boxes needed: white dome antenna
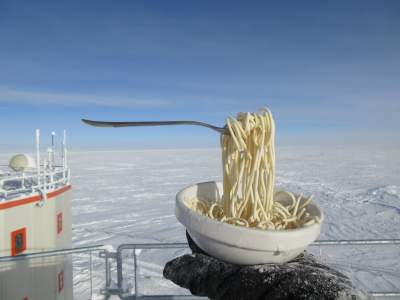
[9,154,36,172]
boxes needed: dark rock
[163,233,372,300]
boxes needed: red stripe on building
[0,185,71,210]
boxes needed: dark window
[11,228,26,256]
[57,213,63,234]
[15,234,23,250]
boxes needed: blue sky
[0,1,399,151]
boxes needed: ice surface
[1,145,399,299]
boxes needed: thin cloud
[0,88,171,108]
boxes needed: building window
[57,213,63,234]
[11,228,26,256]
[58,270,64,293]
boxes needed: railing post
[89,250,93,300]
[117,250,123,291]
[134,248,138,297]
[99,250,120,297]
[105,251,110,288]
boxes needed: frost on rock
[163,233,373,300]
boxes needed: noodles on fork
[187,109,320,230]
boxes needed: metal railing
[1,240,399,299]
[104,239,400,299]
[0,167,70,201]
[0,244,106,300]
[0,244,105,263]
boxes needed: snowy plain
[1,146,400,299]
[66,146,400,299]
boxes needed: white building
[0,130,72,300]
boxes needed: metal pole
[117,250,123,290]
[90,250,93,300]
[0,245,105,262]
[64,129,69,184]
[36,129,40,187]
[51,131,56,169]
[312,239,400,246]
[370,292,400,297]
[63,130,67,168]
[105,252,110,288]
[134,249,138,296]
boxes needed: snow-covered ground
[67,146,400,299]
[69,146,400,246]
[1,146,400,299]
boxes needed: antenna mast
[63,130,68,168]
[36,129,40,186]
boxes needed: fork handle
[81,119,227,134]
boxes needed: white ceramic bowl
[176,181,323,265]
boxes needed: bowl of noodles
[175,109,323,265]
[176,181,323,265]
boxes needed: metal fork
[81,119,229,134]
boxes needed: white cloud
[0,87,170,107]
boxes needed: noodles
[189,108,320,230]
